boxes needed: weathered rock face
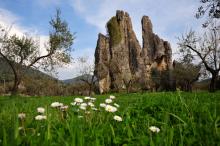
[94,10,173,93]
[94,33,111,93]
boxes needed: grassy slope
[0,92,220,146]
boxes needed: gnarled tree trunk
[11,68,22,95]
[209,71,218,92]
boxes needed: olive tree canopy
[0,9,74,95]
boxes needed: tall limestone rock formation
[94,10,173,93]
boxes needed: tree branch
[185,45,214,73]
[27,52,53,67]
[80,78,92,86]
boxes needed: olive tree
[173,61,201,92]
[178,25,220,92]
[0,9,74,95]
[196,0,220,27]
[77,56,96,96]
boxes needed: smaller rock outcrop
[94,33,111,93]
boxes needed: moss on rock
[107,17,122,46]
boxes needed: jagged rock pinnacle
[94,10,173,93]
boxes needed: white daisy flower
[149,126,160,133]
[59,103,64,107]
[60,105,68,111]
[80,103,87,107]
[79,105,86,110]
[37,107,45,114]
[18,113,26,119]
[100,103,107,108]
[51,102,62,108]
[105,99,113,104]
[85,111,91,114]
[84,96,91,100]
[88,102,94,107]
[92,107,98,111]
[74,98,83,103]
[113,115,122,122]
[105,105,117,113]
[90,98,96,101]
[70,102,77,106]
[114,103,120,108]
[35,115,47,121]
[110,95,116,99]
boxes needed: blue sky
[0,0,204,79]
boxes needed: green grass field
[0,91,220,146]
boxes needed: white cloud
[72,0,199,32]
[0,8,49,56]
[0,7,80,80]
[56,63,78,79]
[36,0,62,8]
[1,1,206,80]
[73,0,86,13]
[66,0,207,79]
[70,0,202,52]
[0,8,27,36]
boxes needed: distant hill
[62,74,94,85]
[0,57,57,81]
[194,77,220,90]
[196,77,220,84]
[0,57,98,96]
[197,78,211,84]
[0,57,94,85]
[0,57,66,95]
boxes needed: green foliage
[49,9,74,58]
[0,92,220,145]
[107,17,122,46]
[2,35,38,63]
[173,61,200,91]
[45,8,74,71]
[151,68,174,91]
[173,62,200,81]
[0,9,74,95]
